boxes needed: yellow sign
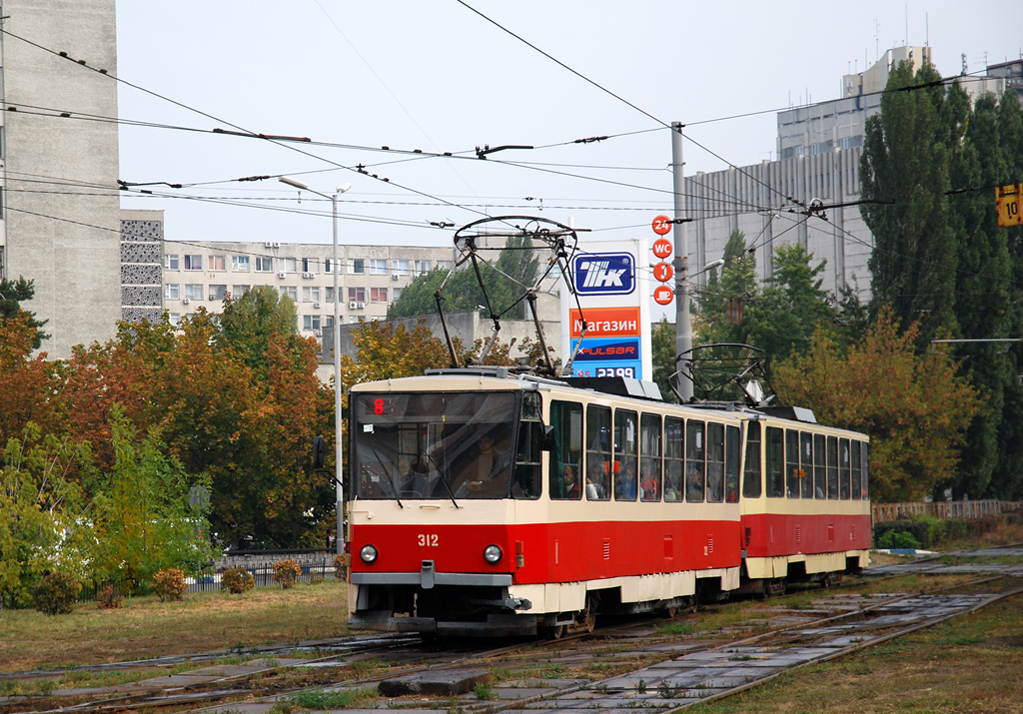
[997,184,1023,227]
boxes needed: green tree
[90,412,216,592]
[650,317,679,402]
[0,424,92,609]
[861,59,959,346]
[0,276,48,348]
[217,286,298,374]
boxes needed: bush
[333,553,349,580]
[221,567,254,594]
[877,530,922,550]
[97,584,123,609]
[33,571,82,615]
[873,519,930,549]
[153,568,187,602]
[272,559,302,589]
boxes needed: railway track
[2,559,1020,714]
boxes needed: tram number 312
[418,534,439,547]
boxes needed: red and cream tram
[346,368,870,637]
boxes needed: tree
[861,60,959,347]
[773,311,979,502]
[0,424,92,609]
[0,276,48,348]
[650,317,679,402]
[0,314,61,447]
[90,412,216,592]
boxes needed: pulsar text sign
[573,253,635,296]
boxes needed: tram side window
[743,422,762,498]
[785,429,800,498]
[549,401,582,499]
[851,440,862,500]
[800,432,814,499]
[614,409,638,501]
[640,413,662,501]
[839,438,851,500]
[813,434,826,499]
[725,425,740,502]
[513,391,543,499]
[766,426,785,498]
[827,436,839,499]
[664,417,684,501]
[706,422,724,502]
[686,420,706,502]
[862,443,870,500]
[586,405,612,500]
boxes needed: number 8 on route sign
[997,184,1023,227]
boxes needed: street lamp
[279,176,352,556]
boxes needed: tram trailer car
[347,368,870,637]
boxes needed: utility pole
[671,122,693,402]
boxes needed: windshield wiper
[428,453,460,508]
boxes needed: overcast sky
[115,1,1022,251]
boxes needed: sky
[115,1,1023,253]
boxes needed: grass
[0,580,350,673]
[687,592,1023,714]
[273,686,376,712]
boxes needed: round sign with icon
[653,261,674,282]
[653,285,674,305]
[652,215,672,235]
[652,237,673,259]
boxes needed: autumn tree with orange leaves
[773,311,980,502]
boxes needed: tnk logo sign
[573,253,635,295]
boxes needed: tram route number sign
[997,184,1023,227]
[652,215,672,235]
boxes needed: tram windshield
[352,392,519,500]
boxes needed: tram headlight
[483,544,503,564]
[359,544,379,564]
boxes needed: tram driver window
[614,409,638,501]
[549,401,582,500]
[512,391,543,499]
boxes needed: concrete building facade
[0,0,122,358]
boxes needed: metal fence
[186,556,343,594]
[872,499,1023,524]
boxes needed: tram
[345,367,870,637]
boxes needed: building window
[280,257,297,274]
[281,286,298,301]
[414,259,431,274]
[255,256,274,272]
[303,286,321,303]
[232,285,250,296]
[324,316,334,327]
[370,259,387,275]
[184,255,203,271]
[232,256,250,272]
[164,254,180,270]
[392,287,402,301]
[324,258,337,274]
[164,284,180,300]
[302,257,320,273]
[370,287,388,303]
[392,259,409,276]
[350,258,365,274]
[303,315,322,331]
[325,286,335,302]
[209,284,227,300]
[184,284,204,300]
[348,287,365,303]
[437,260,453,271]
[208,255,226,271]
[168,313,182,326]
[348,315,359,323]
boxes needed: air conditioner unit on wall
[391,274,400,281]
[349,301,358,309]
[313,302,321,309]
[278,271,287,279]
[357,302,365,309]
[182,298,190,305]
[302,272,313,279]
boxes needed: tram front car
[347,371,547,636]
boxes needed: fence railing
[872,499,1022,524]
[186,556,342,593]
